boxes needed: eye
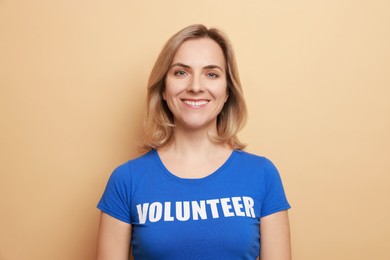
[174,70,188,77]
[206,72,219,78]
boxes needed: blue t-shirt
[97,149,290,259]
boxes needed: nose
[187,75,204,93]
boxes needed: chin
[173,113,219,130]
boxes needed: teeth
[183,100,209,107]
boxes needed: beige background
[1,0,389,259]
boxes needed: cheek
[164,78,178,100]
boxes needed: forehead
[171,38,226,67]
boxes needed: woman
[97,24,291,260]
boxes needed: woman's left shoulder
[234,149,277,169]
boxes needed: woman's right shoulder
[110,149,155,178]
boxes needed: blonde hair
[140,24,247,151]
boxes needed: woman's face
[164,38,228,132]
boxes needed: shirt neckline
[151,149,237,184]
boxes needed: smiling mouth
[182,99,209,108]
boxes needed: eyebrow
[170,63,224,72]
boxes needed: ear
[162,91,166,100]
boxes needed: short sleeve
[260,158,291,218]
[97,163,132,224]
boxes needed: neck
[156,125,233,179]
[160,125,230,157]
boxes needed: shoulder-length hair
[140,24,247,151]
